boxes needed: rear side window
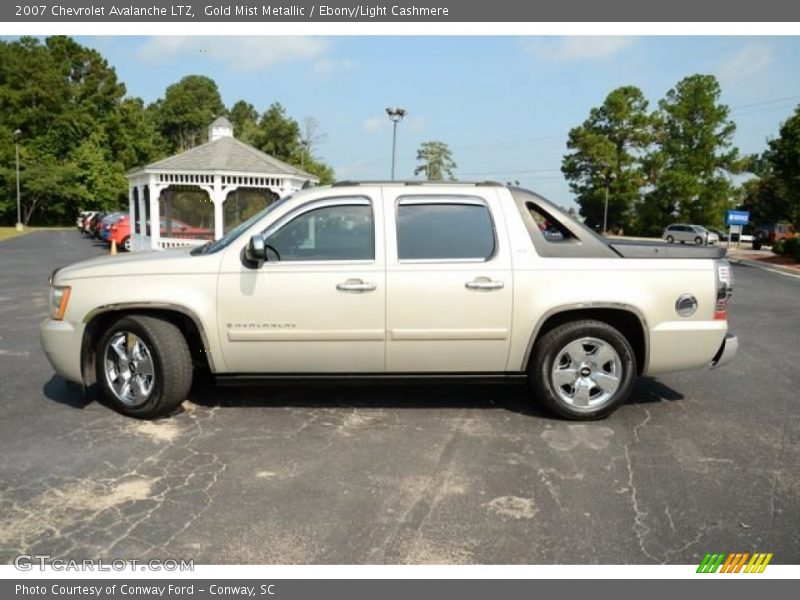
[396,197,495,261]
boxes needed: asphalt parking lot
[0,231,798,564]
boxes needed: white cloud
[718,43,772,84]
[139,36,331,73]
[334,158,373,179]
[312,58,355,78]
[522,36,637,63]
[363,116,387,133]
[363,113,424,134]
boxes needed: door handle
[465,278,505,290]
[336,279,377,292]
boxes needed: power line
[729,95,800,112]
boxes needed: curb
[729,257,800,279]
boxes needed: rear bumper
[710,333,738,370]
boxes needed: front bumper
[40,318,84,384]
[710,333,738,369]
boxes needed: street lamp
[14,129,22,232]
[385,107,406,181]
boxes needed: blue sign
[725,210,749,226]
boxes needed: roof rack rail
[330,180,505,187]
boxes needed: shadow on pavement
[43,375,93,409]
[629,376,685,404]
[43,371,684,418]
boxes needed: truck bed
[609,241,726,259]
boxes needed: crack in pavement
[0,404,226,560]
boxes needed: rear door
[383,188,513,373]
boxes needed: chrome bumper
[710,333,738,370]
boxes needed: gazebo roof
[130,135,316,179]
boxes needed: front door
[384,189,513,373]
[217,192,385,373]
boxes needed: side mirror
[243,234,267,268]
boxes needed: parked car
[109,217,214,251]
[106,215,132,251]
[663,224,719,245]
[79,212,99,235]
[752,223,796,250]
[86,212,108,239]
[156,218,214,240]
[41,182,736,421]
[100,213,126,242]
[76,211,97,232]
[709,228,729,242]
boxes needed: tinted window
[396,200,495,260]
[266,203,374,262]
[527,203,573,242]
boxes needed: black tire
[752,240,762,251]
[694,236,703,245]
[95,315,193,419]
[528,319,636,420]
[121,236,131,252]
[666,235,674,243]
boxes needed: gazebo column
[127,184,135,250]
[136,184,147,251]
[212,175,225,240]
[149,176,161,250]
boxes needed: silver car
[663,224,719,245]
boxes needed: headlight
[49,286,71,321]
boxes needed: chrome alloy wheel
[104,331,155,407]
[550,336,622,409]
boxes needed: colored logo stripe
[697,552,773,573]
[697,553,725,573]
[744,553,773,573]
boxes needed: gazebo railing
[132,234,208,251]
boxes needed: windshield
[190,194,293,255]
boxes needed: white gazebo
[126,117,318,251]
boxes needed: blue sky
[82,36,800,208]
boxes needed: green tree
[249,103,335,184]
[0,36,160,224]
[155,75,225,152]
[758,105,800,227]
[561,86,654,233]
[642,74,742,232]
[414,141,457,180]
[229,100,259,144]
[253,102,301,162]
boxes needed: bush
[780,237,800,262]
[772,238,786,256]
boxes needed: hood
[54,247,222,283]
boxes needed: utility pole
[14,129,22,231]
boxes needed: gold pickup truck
[41,182,737,420]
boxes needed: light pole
[14,129,22,231]
[385,107,406,180]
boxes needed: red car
[108,216,213,251]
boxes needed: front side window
[396,197,495,260]
[265,203,374,262]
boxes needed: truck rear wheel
[95,315,193,419]
[529,319,636,420]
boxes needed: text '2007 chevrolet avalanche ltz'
[40,182,737,420]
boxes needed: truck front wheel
[529,319,636,420]
[95,315,193,419]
